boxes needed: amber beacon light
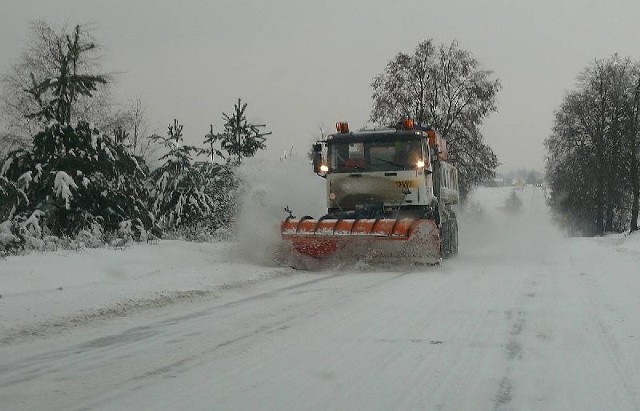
[336,122,349,133]
[403,119,414,129]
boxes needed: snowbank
[616,230,640,253]
[0,240,292,343]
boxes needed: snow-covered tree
[0,20,154,243]
[203,125,226,163]
[195,161,238,233]
[0,132,30,160]
[546,55,640,235]
[1,122,151,239]
[1,21,108,136]
[208,99,271,165]
[626,65,640,232]
[149,120,222,231]
[0,175,27,222]
[370,39,501,199]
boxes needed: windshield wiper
[373,156,406,170]
[343,164,365,171]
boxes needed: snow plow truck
[281,119,459,268]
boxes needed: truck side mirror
[312,143,325,174]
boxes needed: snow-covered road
[2,186,640,410]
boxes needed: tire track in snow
[69,270,421,411]
[0,267,300,346]
[576,267,640,410]
[0,270,417,410]
[492,285,535,410]
[486,187,547,410]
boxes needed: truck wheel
[441,220,452,259]
[451,218,459,256]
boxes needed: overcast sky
[2,0,640,171]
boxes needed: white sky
[2,0,640,171]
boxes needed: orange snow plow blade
[281,217,441,266]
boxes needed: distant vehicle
[513,179,526,189]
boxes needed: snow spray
[233,153,325,266]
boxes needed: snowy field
[2,183,640,410]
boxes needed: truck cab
[312,120,459,221]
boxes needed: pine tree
[1,21,113,138]
[210,99,271,165]
[23,24,107,125]
[201,126,238,230]
[0,175,27,222]
[197,161,238,231]
[1,122,151,238]
[149,120,219,231]
[0,22,153,249]
[203,125,226,163]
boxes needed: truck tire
[441,220,452,258]
[440,213,458,259]
[451,218,459,256]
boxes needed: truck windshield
[329,139,423,172]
